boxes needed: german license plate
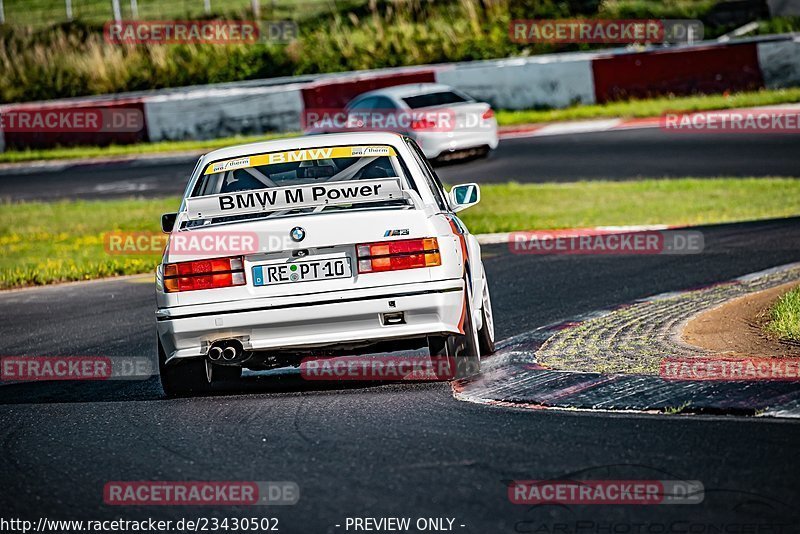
[252,258,352,286]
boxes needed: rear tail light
[411,117,437,131]
[356,238,441,273]
[482,108,495,120]
[163,256,246,292]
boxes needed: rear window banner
[203,146,397,175]
[209,157,251,174]
[185,178,403,220]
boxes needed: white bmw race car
[305,83,499,161]
[156,132,495,395]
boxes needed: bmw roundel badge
[290,226,306,242]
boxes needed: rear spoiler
[184,178,406,221]
[171,178,425,231]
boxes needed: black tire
[427,286,481,379]
[477,281,496,356]
[158,338,213,397]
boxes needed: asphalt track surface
[2,216,800,531]
[2,129,800,201]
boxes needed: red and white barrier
[1,34,798,152]
[0,97,148,152]
[301,70,437,113]
[592,42,765,103]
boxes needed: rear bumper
[415,126,499,159]
[156,280,465,363]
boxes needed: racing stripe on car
[446,215,470,335]
[445,216,469,273]
[455,294,467,336]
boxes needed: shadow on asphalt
[0,372,451,405]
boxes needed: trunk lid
[165,207,445,306]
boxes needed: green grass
[765,286,800,341]
[0,197,179,288]
[496,88,800,126]
[2,177,800,289]
[0,132,301,164]
[2,88,800,165]
[459,178,800,234]
[663,402,692,415]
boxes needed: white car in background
[156,132,495,396]
[306,83,499,160]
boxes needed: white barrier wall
[144,84,305,142]
[757,39,800,89]
[436,53,597,110]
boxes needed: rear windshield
[184,145,412,227]
[403,91,470,109]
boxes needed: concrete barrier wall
[757,39,800,89]
[144,85,306,142]
[1,34,799,152]
[436,54,597,110]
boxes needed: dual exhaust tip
[207,341,243,362]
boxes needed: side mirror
[161,212,178,233]
[448,183,480,212]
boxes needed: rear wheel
[427,285,481,379]
[159,339,215,397]
[477,280,495,355]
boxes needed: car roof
[353,83,458,101]
[200,132,407,165]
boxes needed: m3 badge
[384,229,410,237]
